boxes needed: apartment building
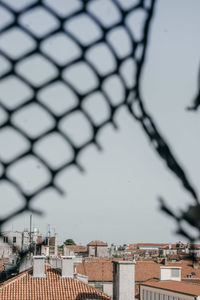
[140,265,200,300]
[0,256,111,300]
[87,240,109,257]
[140,280,200,300]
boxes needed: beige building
[140,280,200,300]
[87,240,108,257]
[140,266,200,300]
[63,245,88,257]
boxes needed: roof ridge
[0,271,28,288]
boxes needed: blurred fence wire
[0,0,199,243]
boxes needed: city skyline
[1,0,200,245]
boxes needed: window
[171,268,179,277]
[163,295,167,300]
[146,290,150,300]
[13,236,16,243]
[150,291,153,300]
[94,284,103,292]
[3,236,8,243]
[142,289,146,300]
[154,292,159,300]
[159,293,164,300]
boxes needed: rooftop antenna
[48,224,51,237]
[30,214,32,250]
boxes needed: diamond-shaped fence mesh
[0,0,199,246]
[0,0,156,227]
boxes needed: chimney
[61,256,75,278]
[113,260,135,300]
[160,266,181,281]
[32,256,46,278]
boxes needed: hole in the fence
[34,132,73,170]
[59,111,93,147]
[0,75,33,110]
[16,54,58,87]
[0,55,11,77]
[1,0,37,12]
[12,103,55,139]
[144,0,152,10]
[0,5,14,30]
[7,155,51,195]
[116,0,139,11]
[0,107,8,126]
[120,57,136,89]
[0,163,3,177]
[135,44,144,61]
[20,6,60,38]
[0,127,30,163]
[38,81,78,116]
[41,33,81,66]
[126,8,147,42]
[86,42,116,76]
[65,13,103,46]
[88,0,121,28]
[44,0,83,18]
[132,99,143,119]
[82,91,110,126]
[0,27,36,60]
[62,62,98,95]
[0,181,24,218]
[103,75,125,106]
[107,26,133,59]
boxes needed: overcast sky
[0,0,200,245]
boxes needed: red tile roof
[0,265,111,300]
[77,258,113,282]
[141,279,200,296]
[136,260,200,282]
[87,241,108,247]
[136,243,169,247]
[77,258,200,283]
[64,245,88,253]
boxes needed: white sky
[0,0,200,245]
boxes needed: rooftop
[77,258,200,283]
[0,265,111,300]
[64,245,88,253]
[87,241,108,247]
[141,279,200,296]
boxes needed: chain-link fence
[0,0,199,257]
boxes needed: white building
[140,266,200,300]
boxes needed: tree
[112,254,121,258]
[64,239,76,246]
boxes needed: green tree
[64,239,76,246]
[112,254,121,258]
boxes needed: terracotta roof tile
[141,279,200,296]
[77,258,113,282]
[64,245,88,253]
[77,258,200,284]
[0,265,111,300]
[87,241,108,247]
[126,244,169,250]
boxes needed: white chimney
[113,260,135,300]
[160,266,181,281]
[32,256,46,278]
[61,256,75,278]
